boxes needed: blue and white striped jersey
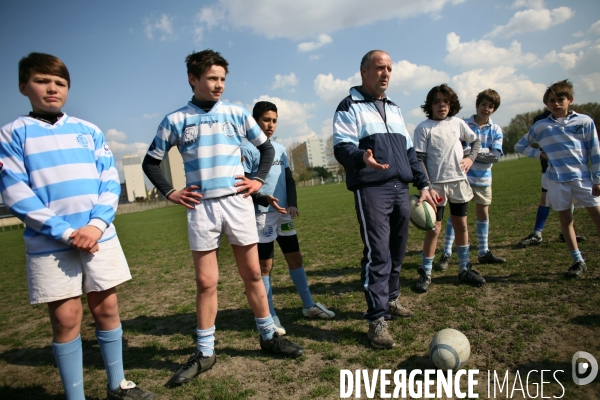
[514,111,600,184]
[242,140,289,213]
[464,115,504,187]
[147,101,267,199]
[0,115,120,255]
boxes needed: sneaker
[558,232,587,243]
[458,263,486,287]
[272,315,286,336]
[566,261,587,278]
[302,302,335,319]
[388,298,414,318]
[367,317,395,349]
[435,253,450,271]
[518,232,542,248]
[168,351,216,386]
[415,267,431,293]
[260,332,304,358]
[107,380,156,400]
[478,250,506,264]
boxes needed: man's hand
[70,226,102,253]
[593,183,600,196]
[416,189,437,213]
[167,186,203,209]
[363,149,389,170]
[460,157,474,174]
[234,175,263,197]
[266,195,288,214]
[287,206,299,219]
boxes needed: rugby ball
[409,195,435,231]
[429,328,470,371]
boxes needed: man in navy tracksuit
[333,50,434,348]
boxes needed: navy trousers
[354,182,410,321]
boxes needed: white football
[409,195,436,231]
[429,328,471,371]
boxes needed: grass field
[1,157,599,399]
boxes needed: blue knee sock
[534,206,550,234]
[444,217,454,256]
[289,267,315,309]
[196,326,215,356]
[53,335,85,400]
[421,252,434,275]
[96,325,126,392]
[255,316,275,340]
[477,219,489,256]
[570,250,584,263]
[261,276,276,317]
[457,245,470,271]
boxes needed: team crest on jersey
[183,125,199,143]
[103,143,112,155]
[76,135,89,148]
[221,121,237,138]
[262,225,274,238]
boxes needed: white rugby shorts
[26,236,131,305]
[187,194,259,251]
[471,185,492,206]
[546,179,600,211]
[432,180,473,206]
[255,211,296,244]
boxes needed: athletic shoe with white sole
[302,302,335,319]
[107,380,156,400]
[518,232,542,248]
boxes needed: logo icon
[76,134,89,148]
[262,225,274,238]
[572,351,598,385]
[222,121,237,138]
[183,125,199,143]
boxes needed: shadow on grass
[396,354,436,371]
[511,361,573,384]
[570,314,600,327]
[0,385,101,400]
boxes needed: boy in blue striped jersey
[515,79,600,277]
[438,89,506,271]
[0,53,155,400]
[142,50,303,386]
[242,101,335,336]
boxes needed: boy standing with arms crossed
[515,80,600,277]
[0,53,155,400]
[142,50,303,386]
[413,84,485,292]
[438,89,506,270]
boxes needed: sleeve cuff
[88,218,108,233]
[60,228,75,245]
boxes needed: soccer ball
[429,328,470,371]
[409,195,436,231]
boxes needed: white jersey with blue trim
[147,100,267,199]
[464,115,504,187]
[241,140,288,213]
[0,115,120,255]
[514,111,600,184]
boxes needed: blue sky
[1,0,599,182]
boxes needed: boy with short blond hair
[438,89,506,270]
[515,79,600,277]
[0,52,155,400]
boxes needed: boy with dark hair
[142,50,304,386]
[242,101,335,335]
[515,79,600,277]
[0,52,156,400]
[438,89,506,270]
[413,84,485,292]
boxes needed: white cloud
[320,118,334,139]
[445,32,537,68]
[581,73,600,92]
[309,54,322,61]
[105,129,127,141]
[313,72,361,104]
[409,108,424,118]
[511,0,544,9]
[562,40,591,53]
[102,130,151,180]
[142,113,159,120]
[193,7,225,42]
[298,34,333,52]
[271,73,299,90]
[486,6,574,38]
[194,0,465,40]
[573,31,584,38]
[530,50,581,70]
[591,20,600,35]
[569,39,600,76]
[143,14,176,41]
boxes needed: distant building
[291,139,327,170]
[160,147,186,191]
[122,155,147,202]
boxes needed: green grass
[1,157,599,399]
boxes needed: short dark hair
[543,79,573,104]
[360,50,387,71]
[421,84,461,119]
[252,101,277,121]
[185,49,229,90]
[19,52,70,88]
[476,89,501,111]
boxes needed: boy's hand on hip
[363,149,389,170]
[235,175,262,197]
[168,186,202,209]
[593,184,600,196]
[70,226,102,253]
[266,195,287,214]
[460,157,474,174]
